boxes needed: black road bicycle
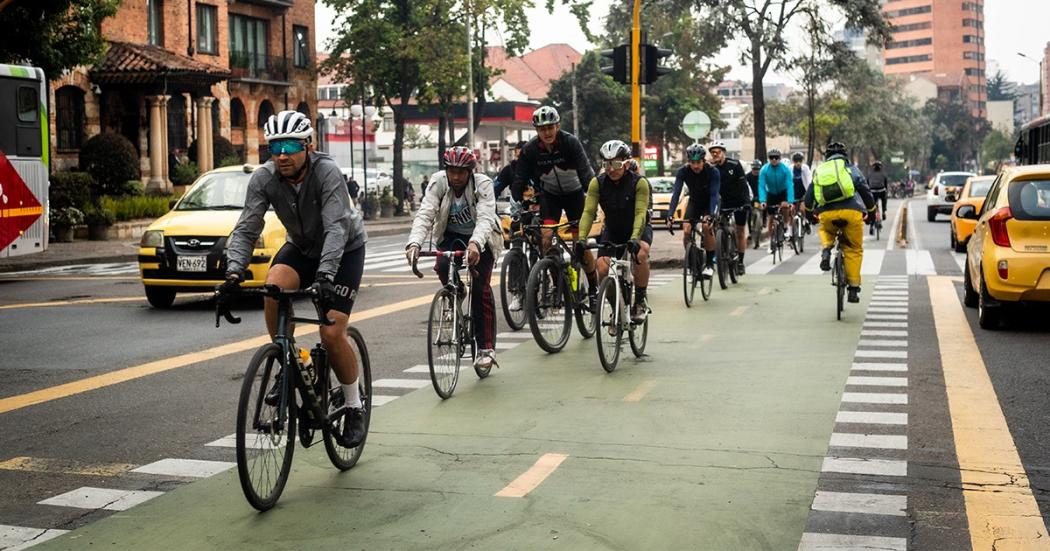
[715,207,746,289]
[670,221,712,306]
[524,221,596,352]
[499,199,541,331]
[828,219,850,320]
[768,205,787,264]
[216,285,372,511]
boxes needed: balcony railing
[229,52,288,83]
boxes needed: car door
[969,174,1004,277]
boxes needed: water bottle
[568,265,578,292]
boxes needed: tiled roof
[486,44,582,101]
[89,41,231,84]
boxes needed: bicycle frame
[605,246,638,330]
[414,250,473,352]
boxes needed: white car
[926,171,975,221]
[340,167,393,196]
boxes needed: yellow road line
[929,276,1050,550]
[0,276,139,281]
[0,456,135,477]
[0,293,434,415]
[0,296,145,310]
[495,453,568,498]
[623,380,656,402]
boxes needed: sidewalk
[0,216,415,273]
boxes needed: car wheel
[145,286,176,309]
[953,232,967,253]
[963,259,978,308]
[977,270,1001,330]
[927,208,936,222]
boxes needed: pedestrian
[346,175,361,204]
[420,174,429,198]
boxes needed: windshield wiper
[204,205,244,210]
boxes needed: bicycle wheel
[526,257,572,353]
[427,289,460,399]
[499,248,528,331]
[682,245,697,307]
[750,210,762,249]
[236,344,295,511]
[727,235,739,285]
[794,217,805,254]
[573,264,596,339]
[629,312,648,358]
[596,277,622,372]
[323,326,372,470]
[715,228,729,290]
[835,253,845,321]
[875,221,882,241]
[698,248,713,301]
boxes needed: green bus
[0,63,48,258]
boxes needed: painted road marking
[929,276,1050,550]
[836,411,908,425]
[871,290,909,296]
[906,249,936,275]
[861,249,885,275]
[811,491,907,516]
[852,362,908,372]
[496,332,532,340]
[829,433,908,450]
[861,330,908,337]
[0,456,135,477]
[857,340,908,348]
[0,296,145,310]
[623,380,656,402]
[855,349,907,359]
[729,305,750,316]
[822,457,907,477]
[865,314,908,321]
[372,395,399,406]
[495,453,568,498]
[795,253,823,275]
[404,364,470,374]
[867,307,909,314]
[863,321,909,328]
[495,341,520,350]
[0,524,69,550]
[799,533,905,551]
[846,376,908,387]
[758,287,772,295]
[841,392,908,405]
[38,487,164,511]
[0,293,435,415]
[372,378,430,389]
[131,458,235,478]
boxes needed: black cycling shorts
[598,225,653,258]
[793,181,807,202]
[684,199,711,221]
[722,205,750,226]
[271,243,364,314]
[765,192,788,214]
[540,189,585,226]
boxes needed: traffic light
[641,44,673,85]
[600,44,629,85]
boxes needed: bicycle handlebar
[412,249,478,279]
[215,284,334,328]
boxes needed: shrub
[84,203,116,226]
[171,162,199,186]
[79,132,140,198]
[218,155,243,168]
[49,171,92,210]
[50,206,85,227]
[188,135,239,166]
[118,180,145,196]
[99,195,172,222]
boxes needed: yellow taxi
[138,165,285,308]
[500,188,603,242]
[963,164,1050,329]
[649,176,689,227]
[950,175,996,252]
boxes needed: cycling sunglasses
[270,139,306,155]
[604,159,627,170]
[768,155,781,160]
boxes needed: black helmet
[750,159,762,169]
[686,143,706,161]
[825,142,847,157]
[767,148,782,159]
[791,152,804,162]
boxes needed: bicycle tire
[499,248,528,330]
[526,257,572,353]
[629,313,648,357]
[750,210,762,249]
[596,277,622,372]
[875,221,882,241]
[794,217,805,254]
[698,248,713,301]
[573,263,596,339]
[236,344,295,511]
[835,253,845,320]
[716,228,729,290]
[323,326,372,470]
[683,245,697,307]
[727,234,739,285]
[427,289,460,399]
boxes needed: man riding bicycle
[221,110,368,447]
[512,105,598,304]
[708,141,752,275]
[406,147,502,371]
[578,140,653,323]
[804,142,877,304]
[791,152,812,233]
[866,160,889,224]
[758,149,794,254]
[667,143,720,277]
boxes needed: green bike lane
[36,275,871,550]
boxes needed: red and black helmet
[443,146,477,169]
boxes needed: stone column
[204,97,215,171]
[146,96,166,192]
[196,96,210,172]
[159,95,170,191]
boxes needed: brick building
[881,0,986,116]
[48,0,317,192]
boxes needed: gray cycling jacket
[226,151,366,278]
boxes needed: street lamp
[1018,51,1044,116]
[331,109,353,177]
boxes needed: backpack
[814,158,855,206]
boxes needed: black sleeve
[569,135,595,185]
[512,147,531,202]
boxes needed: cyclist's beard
[281,157,309,182]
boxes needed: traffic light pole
[631,0,641,157]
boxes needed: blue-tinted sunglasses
[271,140,306,155]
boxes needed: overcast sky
[316,0,1048,87]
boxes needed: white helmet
[263,110,313,142]
[599,139,631,160]
[532,106,560,127]
[708,140,727,152]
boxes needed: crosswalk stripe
[799,533,906,550]
[372,378,430,389]
[795,253,824,275]
[953,252,966,272]
[866,314,908,321]
[861,249,885,275]
[810,490,908,516]
[830,432,908,450]
[857,340,908,348]
[861,330,908,337]
[906,249,936,275]
[38,487,164,511]
[747,249,795,275]
[497,332,532,340]
[372,395,399,406]
[0,524,69,549]
[846,376,908,387]
[495,341,520,350]
[130,458,235,478]
[842,392,908,404]
[821,457,908,476]
[852,362,908,372]
[856,349,908,359]
[836,411,908,425]
[863,321,909,328]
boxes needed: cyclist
[791,152,812,235]
[221,110,367,447]
[405,147,502,371]
[666,143,720,277]
[747,159,765,230]
[758,148,794,254]
[577,140,653,323]
[512,105,598,297]
[804,142,877,304]
[866,160,889,224]
[707,141,751,274]
[493,141,527,199]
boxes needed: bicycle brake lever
[411,257,424,278]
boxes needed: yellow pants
[818,209,865,287]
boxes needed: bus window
[17,86,37,122]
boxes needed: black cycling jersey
[512,130,594,200]
[669,163,720,217]
[746,171,760,201]
[714,158,751,208]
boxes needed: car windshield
[1011,179,1050,221]
[970,179,993,197]
[940,174,971,187]
[176,172,252,210]
[649,178,675,193]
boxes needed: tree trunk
[751,46,768,161]
[437,109,447,162]
[806,84,816,163]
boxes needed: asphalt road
[0,200,1048,550]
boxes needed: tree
[694,0,890,159]
[982,128,1014,173]
[987,70,1015,101]
[924,98,990,172]
[545,51,630,164]
[0,0,118,80]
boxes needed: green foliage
[99,195,172,222]
[171,162,200,186]
[83,203,116,227]
[218,156,243,168]
[0,0,118,80]
[404,125,437,149]
[987,70,1015,101]
[78,132,141,198]
[49,171,93,210]
[188,136,239,166]
[982,129,1015,173]
[924,98,990,172]
[50,206,85,228]
[546,51,629,164]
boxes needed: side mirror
[956,205,977,220]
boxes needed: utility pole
[630,0,641,157]
[571,63,579,136]
[465,2,475,154]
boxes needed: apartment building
[48,0,317,192]
[882,0,986,116]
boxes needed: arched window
[257,99,274,129]
[295,101,311,120]
[56,86,85,150]
[230,98,246,129]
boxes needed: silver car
[926,171,975,221]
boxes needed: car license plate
[177,256,208,272]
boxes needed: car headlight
[141,230,163,248]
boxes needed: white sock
[342,379,362,409]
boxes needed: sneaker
[508,294,522,312]
[335,407,367,448]
[631,300,648,324]
[702,265,714,278]
[736,258,746,276]
[474,348,497,370]
[587,289,598,313]
[819,248,832,272]
[768,245,776,255]
[847,287,861,303]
